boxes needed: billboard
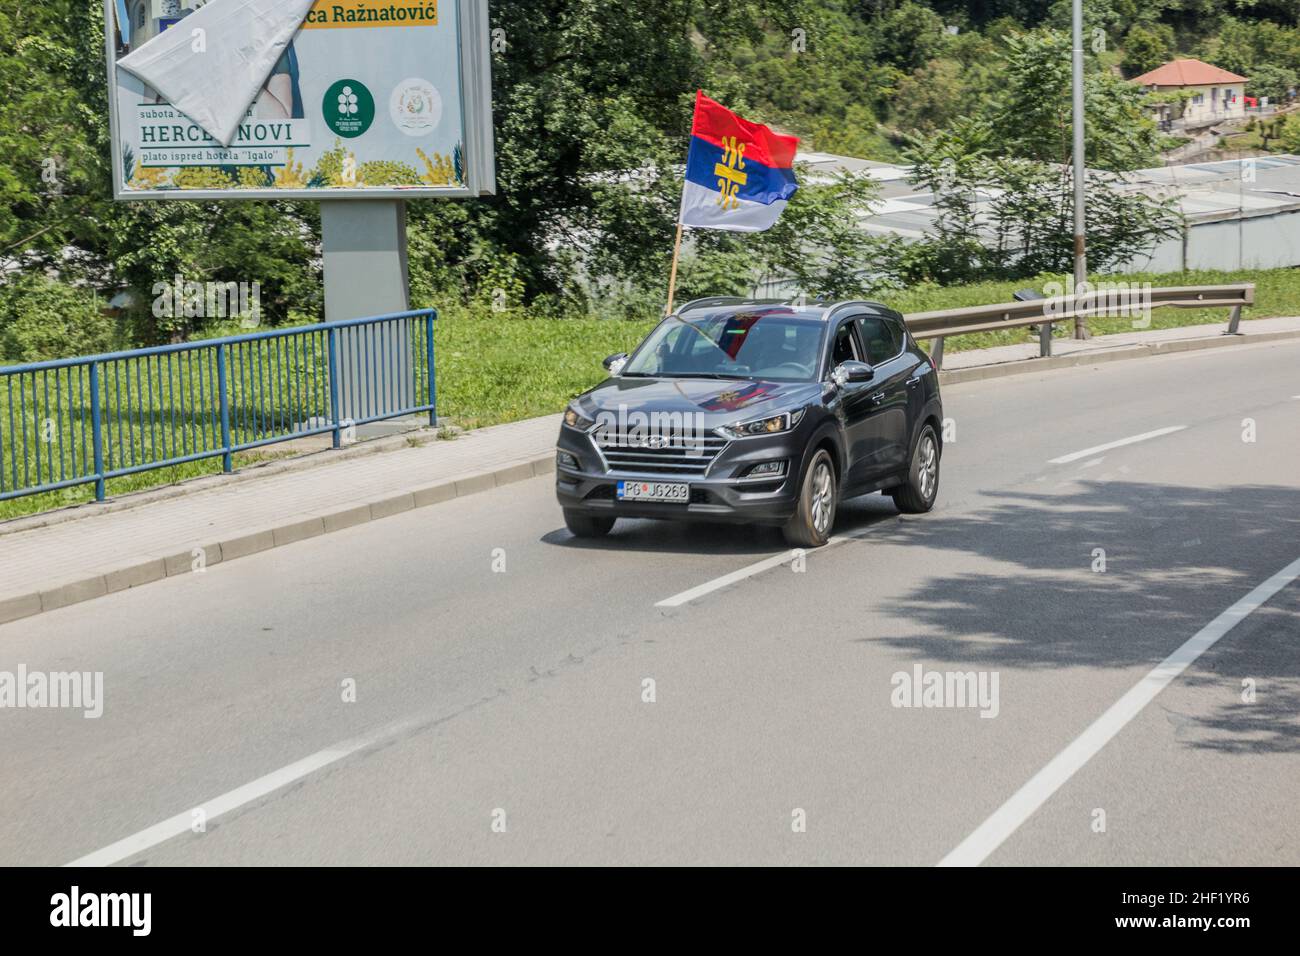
[105,0,495,200]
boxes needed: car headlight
[716,408,805,440]
[564,405,595,430]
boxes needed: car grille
[592,430,729,478]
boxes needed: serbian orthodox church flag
[679,90,799,232]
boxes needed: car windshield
[621,310,825,382]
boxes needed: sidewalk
[2,314,1298,625]
[0,415,561,624]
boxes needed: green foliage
[1121,23,1176,77]
[1276,113,1300,152]
[990,30,1163,171]
[0,273,116,363]
[4,0,1300,363]
[903,120,1182,284]
[1248,63,1298,103]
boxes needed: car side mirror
[603,352,628,375]
[831,360,873,388]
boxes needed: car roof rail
[675,296,749,313]
[675,296,790,314]
[821,299,897,321]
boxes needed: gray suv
[555,297,943,547]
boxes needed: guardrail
[903,284,1255,368]
[0,309,437,504]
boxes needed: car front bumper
[553,422,807,526]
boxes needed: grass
[1,266,1294,521]
[435,267,1296,426]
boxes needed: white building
[1133,58,1249,126]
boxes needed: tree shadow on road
[847,480,1300,754]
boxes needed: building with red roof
[1133,58,1249,125]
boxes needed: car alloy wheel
[811,459,834,535]
[918,432,937,501]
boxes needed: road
[2,339,1298,866]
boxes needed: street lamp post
[1071,0,1088,339]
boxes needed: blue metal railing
[0,309,437,503]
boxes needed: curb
[0,453,556,627]
[937,327,1300,385]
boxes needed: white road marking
[656,549,801,607]
[1048,426,1186,465]
[64,713,428,867]
[655,528,875,607]
[938,553,1300,868]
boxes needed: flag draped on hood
[117,0,318,148]
[679,91,799,232]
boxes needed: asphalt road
[2,340,1298,866]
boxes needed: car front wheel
[564,510,616,538]
[782,448,837,548]
[891,424,939,514]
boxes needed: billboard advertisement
[105,0,495,200]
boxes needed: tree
[989,30,1164,171]
[1121,23,1176,77]
[1248,62,1298,103]
[901,120,1181,283]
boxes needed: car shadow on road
[541,491,901,556]
[851,480,1300,755]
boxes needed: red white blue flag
[680,90,799,232]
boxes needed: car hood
[576,376,822,425]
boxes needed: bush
[0,274,118,364]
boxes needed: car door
[857,315,912,473]
[825,316,883,490]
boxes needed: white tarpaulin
[118,0,317,147]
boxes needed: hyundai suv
[555,297,943,547]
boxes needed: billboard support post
[321,199,415,428]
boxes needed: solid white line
[64,712,429,867]
[938,553,1300,868]
[1048,426,1186,465]
[655,525,887,608]
[655,549,800,607]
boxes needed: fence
[903,284,1255,368]
[0,309,437,503]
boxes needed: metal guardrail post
[327,327,341,449]
[931,336,945,369]
[425,310,437,426]
[1226,305,1243,335]
[89,362,105,501]
[217,344,233,473]
[1039,320,1053,358]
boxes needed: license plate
[617,480,689,503]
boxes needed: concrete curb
[937,327,1300,386]
[0,453,556,627]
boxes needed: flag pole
[665,217,685,316]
